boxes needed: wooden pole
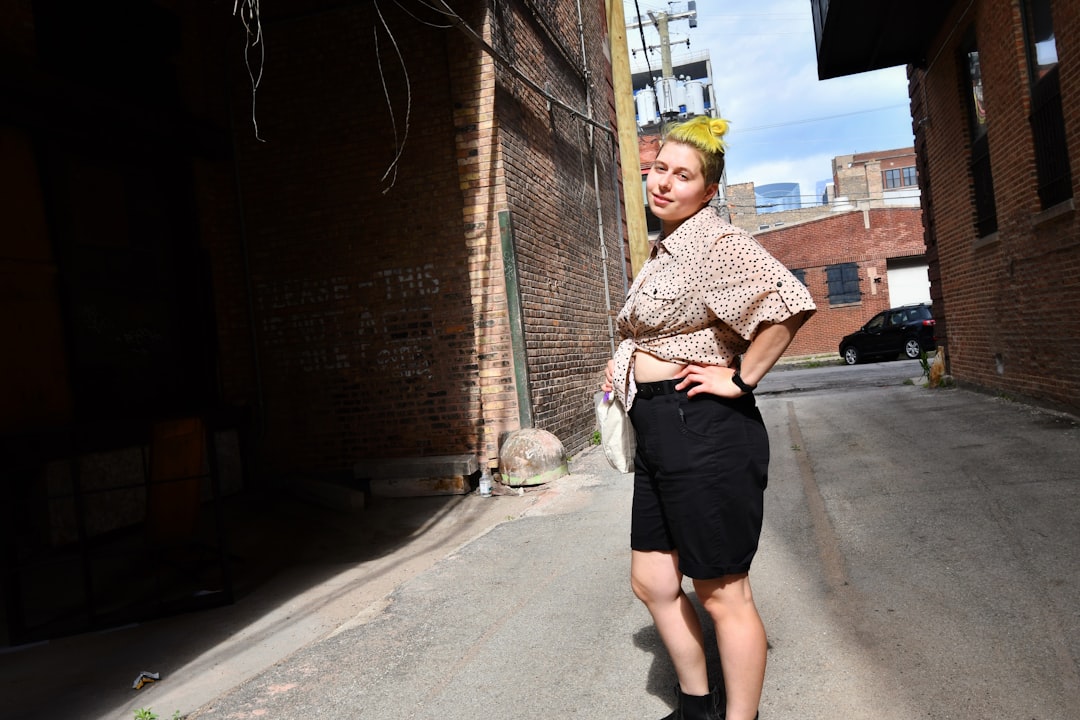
[607,0,650,277]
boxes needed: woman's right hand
[601,359,614,393]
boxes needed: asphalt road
[9,361,1076,720]
[763,356,929,394]
[177,362,1079,720]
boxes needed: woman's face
[646,141,718,234]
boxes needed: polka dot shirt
[613,206,816,409]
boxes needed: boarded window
[826,263,861,305]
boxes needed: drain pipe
[576,0,617,355]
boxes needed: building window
[963,34,998,237]
[790,268,807,287]
[826,263,861,305]
[1023,0,1072,208]
[884,167,918,189]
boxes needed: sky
[623,0,917,205]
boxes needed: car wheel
[904,338,922,359]
[843,346,860,365]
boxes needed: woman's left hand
[673,363,743,398]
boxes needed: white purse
[593,391,636,473]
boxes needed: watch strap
[731,372,756,393]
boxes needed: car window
[889,311,907,325]
[911,305,932,321]
[866,313,886,330]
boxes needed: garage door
[886,257,930,307]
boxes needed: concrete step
[355,454,479,497]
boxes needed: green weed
[134,710,181,720]
[918,351,931,380]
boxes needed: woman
[602,116,815,720]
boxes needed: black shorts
[628,383,770,579]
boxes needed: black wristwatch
[731,372,757,393]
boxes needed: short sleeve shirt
[613,206,816,409]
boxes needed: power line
[732,104,910,133]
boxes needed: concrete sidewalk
[4,380,1079,719]
[0,477,579,720]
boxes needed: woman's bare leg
[693,573,766,720]
[631,549,710,695]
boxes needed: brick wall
[205,0,621,477]
[491,0,622,455]
[756,207,927,358]
[910,0,1080,413]
[218,2,499,476]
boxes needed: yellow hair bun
[661,115,731,181]
[708,117,730,150]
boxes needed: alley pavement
[3,370,1079,719]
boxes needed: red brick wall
[910,0,1080,413]
[204,0,620,477]
[491,0,622,454]
[218,2,498,476]
[756,207,927,358]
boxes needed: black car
[839,303,937,365]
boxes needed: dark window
[963,36,998,236]
[643,179,662,233]
[826,263,861,305]
[885,167,918,189]
[1023,0,1072,208]
[910,304,932,321]
[790,268,807,286]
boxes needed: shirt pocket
[630,274,708,334]
[635,276,687,326]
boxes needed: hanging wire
[234,0,265,141]
[427,0,611,134]
[392,0,454,28]
[632,0,662,125]
[374,0,413,193]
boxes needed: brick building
[727,147,920,234]
[755,207,928,358]
[0,0,623,642]
[813,0,1080,414]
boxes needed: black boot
[659,686,722,720]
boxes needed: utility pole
[652,11,674,79]
[623,3,701,267]
[608,0,649,279]
[628,3,697,122]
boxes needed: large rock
[498,428,568,487]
